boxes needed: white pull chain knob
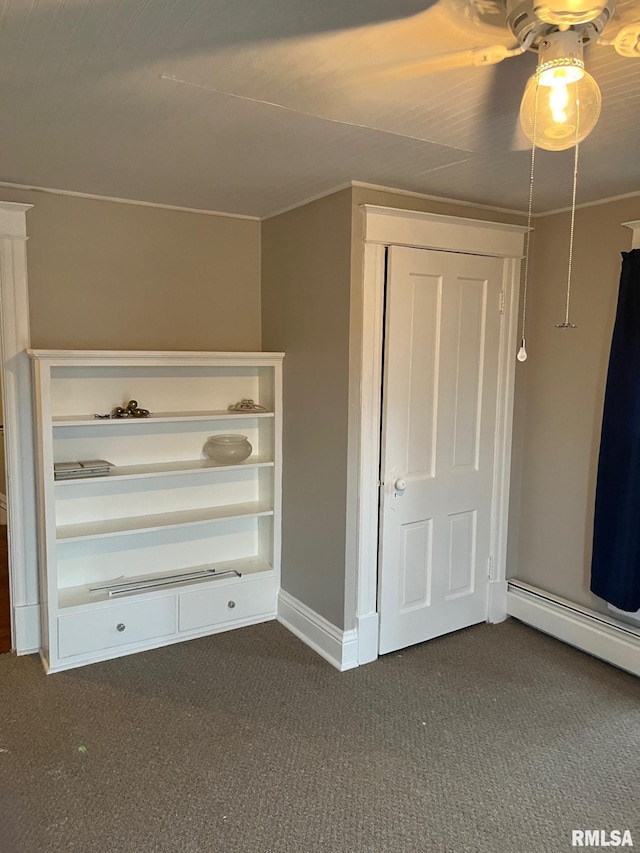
[517,339,528,362]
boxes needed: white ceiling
[2,0,640,217]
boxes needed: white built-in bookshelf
[29,350,283,673]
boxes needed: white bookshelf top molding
[360,204,528,258]
[28,350,285,366]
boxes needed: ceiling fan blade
[470,48,537,152]
[372,43,515,81]
[510,118,534,151]
[612,23,640,55]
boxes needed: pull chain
[556,97,580,329]
[518,79,540,363]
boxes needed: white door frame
[354,205,528,665]
[0,201,39,653]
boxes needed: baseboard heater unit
[507,579,640,677]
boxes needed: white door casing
[353,206,527,665]
[378,246,504,654]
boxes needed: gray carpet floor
[0,618,638,853]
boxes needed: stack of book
[53,460,113,480]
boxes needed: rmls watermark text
[572,830,634,847]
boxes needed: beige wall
[8,177,633,633]
[512,196,640,614]
[261,189,353,628]
[0,188,261,351]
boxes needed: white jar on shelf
[203,433,252,464]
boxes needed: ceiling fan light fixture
[536,57,584,85]
[519,30,602,150]
[533,0,608,27]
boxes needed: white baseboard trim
[13,603,40,654]
[507,580,640,677]
[487,580,508,624]
[277,590,359,671]
[607,602,640,625]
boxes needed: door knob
[394,478,407,492]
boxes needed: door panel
[447,509,476,597]
[452,278,486,469]
[406,274,440,478]
[399,519,432,612]
[378,245,503,655]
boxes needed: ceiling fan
[386,0,640,150]
[162,0,640,155]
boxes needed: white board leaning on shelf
[28,350,283,673]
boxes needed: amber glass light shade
[519,68,601,151]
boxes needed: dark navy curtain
[591,249,640,612]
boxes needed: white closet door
[378,245,504,654]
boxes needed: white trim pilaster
[354,242,386,664]
[622,220,640,249]
[487,256,521,623]
[0,201,37,653]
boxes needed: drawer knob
[116,623,126,632]
[227,600,236,609]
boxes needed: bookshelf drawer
[179,576,275,632]
[58,597,177,659]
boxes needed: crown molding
[0,181,260,221]
[3,177,633,226]
[534,188,640,218]
[262,180,529,222]
[260,183,354,221]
